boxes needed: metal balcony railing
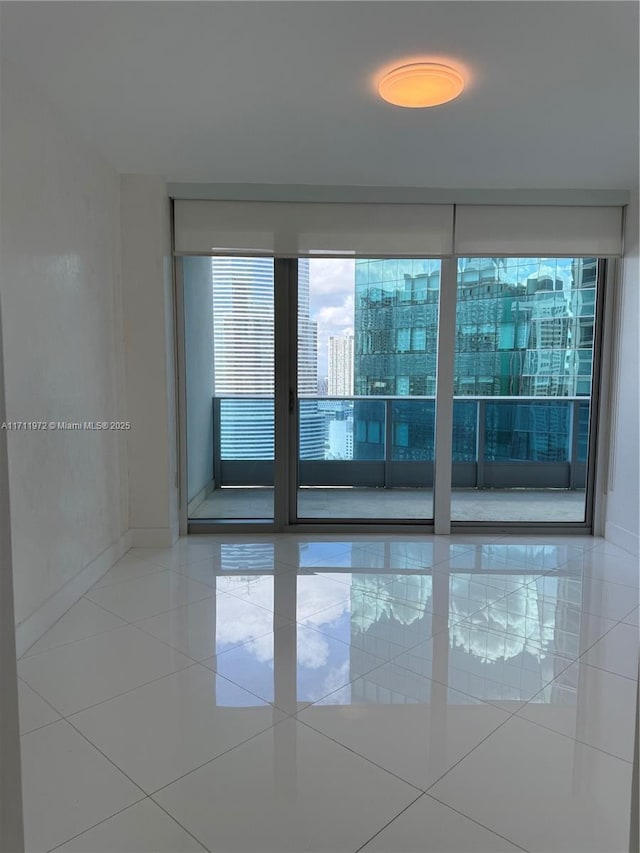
[212,396,590,490]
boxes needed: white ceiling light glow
[378,62,465,108]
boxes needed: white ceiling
[1,1,638,190]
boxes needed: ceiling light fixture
[378,62,464,108]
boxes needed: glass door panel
[450,257,598,523]
[184,256,274,520]
[296,258,440,521]
[182,252,601,530]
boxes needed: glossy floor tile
[394,627,574,709]
[430,715,633,853]
[91,551,167,590]
[54,799,206,852]
[18,624,193,715]
[128,540,238,571]
[134,593,274,661]
[442,542,547,573]
[153,718,420,853]
[202,622,389,713]
[581,620,640,680]
[18,679,60,734]
[23,597,127,657]
[360,793,523,852]
[286,573,355,621]
[562,545,640,590]
[21,720,143,853]
[85,570,215,622]
[302,577,443,654]
[297,661,511,789]
[299,596,422,663]
[18,534,637,853]
[455,601,619,661]
[515,658,637,761]
[492,534,598,555]
[525,573,639,622]
[70,664,285,792]
[300,571,522,658]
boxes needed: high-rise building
[352,259,440,461]
[327,416,354,460]
[352,256,597,463]
[212,257,323,460]
[297,261,324,460]
[354,259,440,398]
[213,257,274,397]
[317,376,328,397]
[212,257,275,461]
[327,333,354,396]
[297,261,319,398]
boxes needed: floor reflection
[20,535,636,853]
[202,539,602,712]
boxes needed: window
[180,235,605,529]
[396,376,410,395]
[396,328,410,353]
[411,327,426,352]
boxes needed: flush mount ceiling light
[378,62,464,108]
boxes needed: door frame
[178,252,606,535]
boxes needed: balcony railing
[212,396,589,490]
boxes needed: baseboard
[605,520,640,557]
[187,479,214,516]
[130,527,179,548]
[15,530,132,658]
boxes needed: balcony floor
[190,487,587,522]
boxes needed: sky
[308,258,355,377]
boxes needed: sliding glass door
[180,252,605,530]
[296,258,440,521]
[450,257,600,523]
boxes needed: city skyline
[309,256,593,398]
[206,255,597,466]
[208,255,597,401]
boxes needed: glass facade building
[354,259,441,398]
[454,257,596,398]
[352,257,597,465]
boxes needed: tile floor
[16,534,639,852]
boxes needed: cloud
[216,574,353,667]
[316,659,352,705]
[245,633,276,664]
[309,258,355,297]
[216,586,275,650]
[297,626,331,669]
[296,575,351,623]
[316,295,354,329]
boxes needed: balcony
[189,396,590,522]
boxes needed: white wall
[0,58,130,650]
[120,175,178,547]
[183,257,214,506]
[0,287,24,851]
[605,192,640,556]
